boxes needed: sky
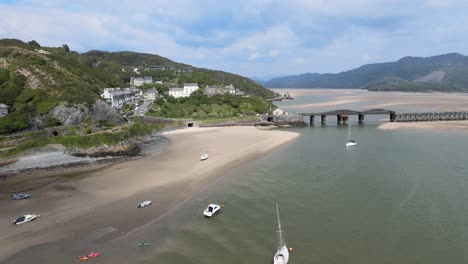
[1,0,468,77]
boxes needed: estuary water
[136,91,468,264]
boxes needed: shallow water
[117,121,468,264]
[4,91,468,264]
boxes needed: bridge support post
[321,115,326,125]
[337,115,342,125]
[358,114,364,124]
[390,112,396,122]
[342,115,349,124]
[310,115,315,125]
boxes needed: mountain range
[264,53,468,92]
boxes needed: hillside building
[0,103,9,117]
[130,76,153,87]
[101,88,141,109]
[168,83,199,98]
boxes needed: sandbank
[0,126,299,263]
[379,121,468,131]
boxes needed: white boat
[346,122,357,147]
[203,203,221,217]
[200,153,209,161]
[273,203,289,264]
[13,214,40,225]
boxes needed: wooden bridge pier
[309,115,315,125]
[321,115,326,125]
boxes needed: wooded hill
[0,39,273,134]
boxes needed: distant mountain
[264,53,468,92]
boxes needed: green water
[137,124,468,263]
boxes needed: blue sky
[1,0,468,77]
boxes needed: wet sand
[0,127,299,263]
[273,89,468,112]
[378,121,468,131]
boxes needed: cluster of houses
[101,70,246,110]
[167,83,244,98]
[205,84,245,96]
[101,87,158,109]
[122,65,194,74]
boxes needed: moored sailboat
[346,122,357,147]
[273,203,289,264]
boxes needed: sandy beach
[0,126,299,263]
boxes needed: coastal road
[134,99,153,116]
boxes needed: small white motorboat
[200,153,209,161]
[137,200,152,208]
[13,214,40,225]
[203,203,221,217]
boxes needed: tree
[28,40,41,48]
[62,44,70,52]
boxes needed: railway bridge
[299,109,396,125]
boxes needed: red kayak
[87,252,101,258]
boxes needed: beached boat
[200,153,209,161]
[13,214,40,225]
[137,200,152,208]
[273,204,289,264]
[10,193,31,200]
[137,242,151,247]
[346,122,357,147]
[203,203,221,217]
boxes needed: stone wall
[269,114,306,126]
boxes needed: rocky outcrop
[50,104,89,126]
[49,100,123,126]
[64,136,150,157]
[90,100,123,124]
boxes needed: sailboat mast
[348,122,351,140]
[276,203,284,246]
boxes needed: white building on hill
[0,103,9,117]
[130,76,153,87]
[101,88,141,109]
[168,83,199,98]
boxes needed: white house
[0,103,9,117]
[130,76,153,87]
[146,89,158,100]
[168,83,199,98]
[183,83,199,96]
[168,88,184,98]
[272,108,288,115]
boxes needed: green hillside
[81,51,273,97]
[264,53,468,92]
[0,39,273,135]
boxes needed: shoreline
[0,126,299,263]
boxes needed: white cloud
[0,0,468,76]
